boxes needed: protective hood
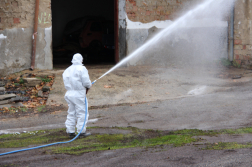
[71,53,83,65]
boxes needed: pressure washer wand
[92,80,97,85]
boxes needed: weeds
[1,127,252,155]
[232,59,241,68]
[36,76,52,83]
[203,142,252,150]
[19,78,24,84]
[220,58,231,67]
[19,107,28,112]
[36,105,46,112]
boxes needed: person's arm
[81,67,92,91]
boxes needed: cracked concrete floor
[1,64,252,132]
[47,64,252,108]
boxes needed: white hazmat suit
[62,53,92,134]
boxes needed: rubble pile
[0,81,19,106]
[0,72,55,112]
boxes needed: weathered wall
[125,0,229,66]
[126,0,201,23]
[233,0,252,68]
[0,0,52,77]
[125,0,201,57]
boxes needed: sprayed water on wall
[97,0,235,104]
[98,0,234,80]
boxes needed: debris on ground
[0,71,57,116]
[232,75,242,79]
[104,85,112,88]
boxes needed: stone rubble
[0,72,54,109]
[0,87,5,95]
[23,78,42,87]
[0,94,16,101]
[0,91,17,106]
[42,86,50,92]
[38,90,43,97]
[0,81,5,87]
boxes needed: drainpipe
[30,0,39,70]
[228,6,234,61]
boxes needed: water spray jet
[0,0,235,156]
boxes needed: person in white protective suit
[62,53,92,138]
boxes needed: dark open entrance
[51,0,116,65]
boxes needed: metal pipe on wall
[30,0,40,70]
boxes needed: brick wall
[0,0,51,30]
[0,0,52,76]
[233,0,252,68]
[126,0,201,23]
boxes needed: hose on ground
[0,81,97,156]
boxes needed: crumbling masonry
[0,0,251,77]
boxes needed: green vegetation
[19,78,24,84]
[8,107,18,114]
[203,142,252,150]
[1,127,252,155]
[0,129,66,148]
[232,59,241,68]
[36,105,46,112]
[50,129,196,155]
[220,58,232,67]
[36,76,51,83]
[19,107,28,112]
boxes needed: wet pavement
[1,65,252,133]
[1,65,252,166]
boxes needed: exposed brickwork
[13,17,20,24]
[126,0,201,23]
[0,0,51,30]
[233,0,252,68]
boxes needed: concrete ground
[1,64,252,131]
[1,64,252,166]
[48,64,252,108]
[1,145,252,167]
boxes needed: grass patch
[220,58,232,67]
[219,127,252,134]
[203,142,252,150]
[35,105,46,113]
[0,129,67,148]
[1,127,252,155]
[36,76,52,83]
[232,59,241,68]
[19,106,28,112]
[19,78,24,84]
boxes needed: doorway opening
[51,0,117,66]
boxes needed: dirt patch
[1,127,252,166]
[0,70,63,118]
[0,105,66,120]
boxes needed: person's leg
[75,97,89,134]
[65,95,77,134]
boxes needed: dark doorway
[51,0,116,65]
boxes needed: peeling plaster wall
[125,0,229,66]
[0,0,52,77]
